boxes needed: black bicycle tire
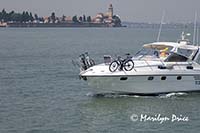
[109,61,119,72]
[124,60,134,71]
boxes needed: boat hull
[85,75,200,94]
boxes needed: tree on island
[29,12,34,22]
[7,10,14,21]
[21,11,26,22]
[0,9,43,23]
[11,13,22,22]
[79,16,83,22]
[112,15,122,27]
[62,15,66,22]
[51,12,56,23]
[20,11,32,22]
[34,14,39,20]
[83,15,86,22]
[38,17,44,23]
[87,16,91,23]
[0,9,7,21]
[72,15,78,23]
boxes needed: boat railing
[158,61,194,70]
[143,59,153,71]
[135,58,195,71]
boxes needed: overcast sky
[0,0,200,23]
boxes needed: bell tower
[108,4,113,19]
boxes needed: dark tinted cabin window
[165,53,188,62]
[120,77,128,80]
[177,76,182,80]
[148,76,154,80]
[177,48,193,57]
[161,76,166,80]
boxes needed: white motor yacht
[79,33,200,95]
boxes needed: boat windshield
[164,48,197,62]
[176,48,197,59]
[134,46,172,60]
[165,52,189,62]
[135,47,159,58]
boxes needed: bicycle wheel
[124,60,134,71]
[109,61,119,72]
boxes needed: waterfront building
[93,4,115,24]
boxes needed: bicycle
[109,54,134,72]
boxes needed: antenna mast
[157,11,165,42]
[197,25,199,46]
[193,12,197,45]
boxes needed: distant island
[0,4,122,28]
[0,4,196,29]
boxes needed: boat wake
[158,92,188,98]
[86,92,188,98]
[86,92,141,98]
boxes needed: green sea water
[0,28,199,133]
